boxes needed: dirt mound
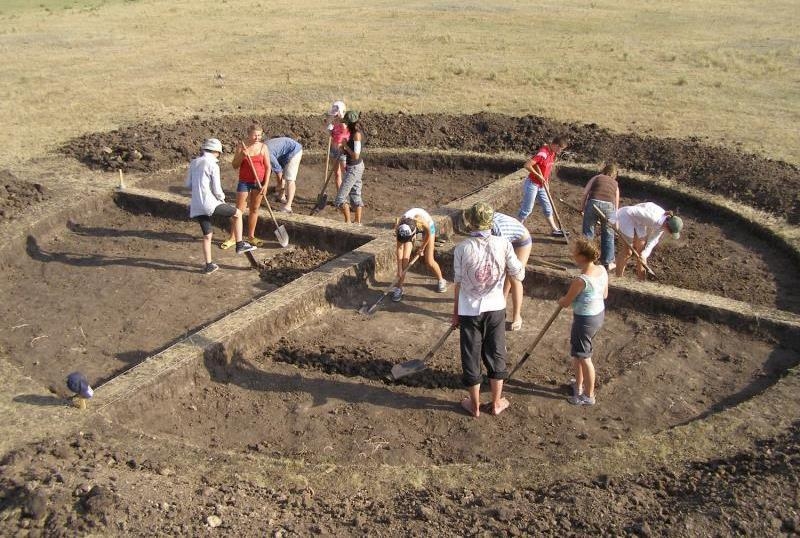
[0,421,797,535]
[61,113,800,221]
[258,246,336,286]
[0,170,49,221]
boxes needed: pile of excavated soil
[258,246,336,286]
[61,113,800,222]
[0,170,48,221]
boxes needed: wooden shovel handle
[421,325,457,362]
[508,305,562,380]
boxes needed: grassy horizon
[0,0,797,169]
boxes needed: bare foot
[482,397,510,416]
[460,397,479,418]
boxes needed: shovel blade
[390,359,427,380]
[313,193,328,213]
[245,250,259,269]
[274,225,290,248]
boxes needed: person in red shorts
[222,123,271,249]
[517,135,568,236]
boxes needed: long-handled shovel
[557,197,584,215]
[359,239,429,316]
[241,142,289,248]
[390,324,456,380]
[592,204,656,279]
[311,137,333,215]
[507,305,562,381]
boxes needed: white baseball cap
[328,100,346,119]
[201,138,223,153]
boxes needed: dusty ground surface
[62,113,800,222]
[0,203,336,390]
[1,112,799,536]
[0,285,797,536]
[499,179,800,314]
[140,161,502,228]
[0,170,49,222]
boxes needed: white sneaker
[436,279,448,293]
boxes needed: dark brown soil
[0,170,49,221]
[498,176,800,313]
[61,113,800,222]
[0,203,336,389]
[259,246,336,286]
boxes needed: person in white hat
[392,207,447,302]
[186,138,256,274]
[326,100,350,189]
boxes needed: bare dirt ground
[0,203,337,390]
[1,112,799,536]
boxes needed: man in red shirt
[517,136,568,236]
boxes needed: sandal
[510,319,522,331]
[247,236,265,247]
[219,238,236,250]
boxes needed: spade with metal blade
[311,138,334,214]
[390,324,456,380]
[241,141,289,248]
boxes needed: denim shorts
[236,181,260,193]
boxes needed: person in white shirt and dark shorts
[453,202,525,418]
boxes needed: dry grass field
[0,0,798,170]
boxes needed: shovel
[592,204,655,279]
[390,324,456,380]
[508,305,562,381]
[311,138,333,214]
[359,239,429,316]
[241,142,289,248]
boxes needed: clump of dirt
[62,113,800,221]
[0,170,49,221]
[258,246,336,286]
[0,420,798,535]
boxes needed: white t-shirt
[185,152,224,218]
[454,235,524,316]
[616,202,667,259]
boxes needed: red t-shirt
[238,150,267,184]
[527,145,556,186]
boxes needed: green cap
[667,215,683,239]
[343,110,359,124]
[463,202,494,231]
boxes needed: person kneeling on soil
[490,211,532,331]
[267,136,303,214]
[334,111,365,225]
[222,123,271,249]
[557,237,608,406]
[454,202,525,418]
[614,202,683,280]
[393,208,448,302]
[186,138,256,274]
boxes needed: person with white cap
[186,138,256,274]
[613,202,683,280]
[326,100,350,189]
[392,208,447,302]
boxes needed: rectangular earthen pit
[0,192,369,391]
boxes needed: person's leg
[582,358,596,399]
[226,189,249,245]
[509,241,531,328]
[247,190,262,239]
[459,314,484,417]
[282,152,302,212]
[340,203,351,223]
[517,179,536,222]
[354,205,363,224]
[572,358,583,396]
[335,160,344,189]
[395,241,412,287]
[231,210,243,242]
[349,163,365,224]
[423,235,444,281]
[481,310,510,415]
[582,201,597,238]
[335,165,357,223]
[632,236,647,280]
[615,234,634,277]
[202,233,213,264]
[538,189,560,232]
[596,201,615,266]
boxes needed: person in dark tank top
[580,163,620,270]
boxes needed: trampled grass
[0,0,797,168]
